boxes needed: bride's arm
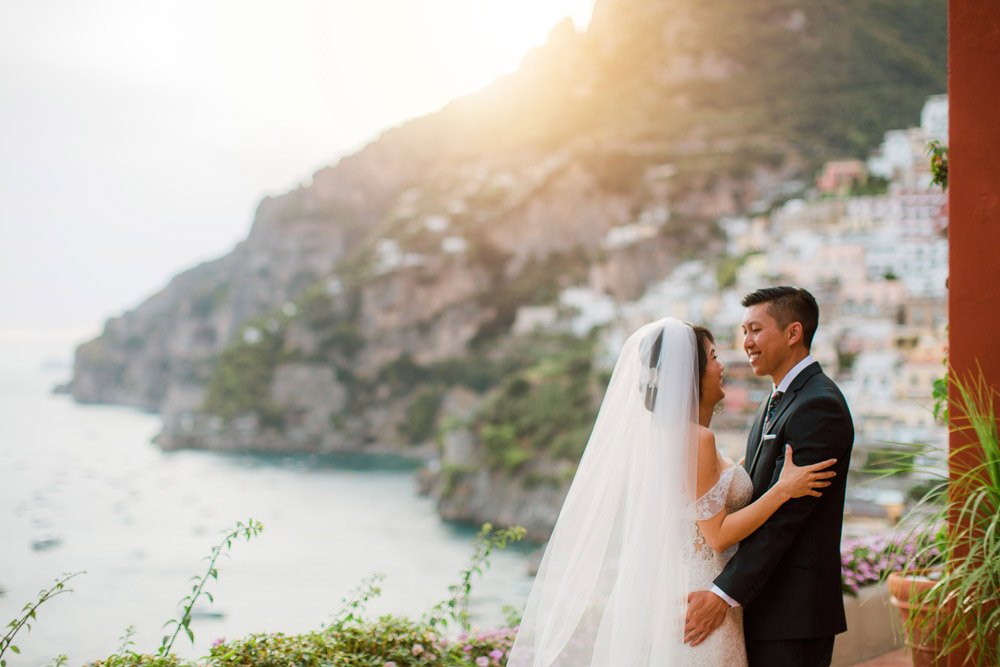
[695,429,836,553]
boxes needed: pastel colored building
[817,159,867,194]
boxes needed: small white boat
[31,535,62,551]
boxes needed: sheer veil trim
[508,318,700,666]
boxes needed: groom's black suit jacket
[714,362,854,641]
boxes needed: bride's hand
[776,444,837,499]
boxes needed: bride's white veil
[507,318,700,666]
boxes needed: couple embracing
[507,287,855,667]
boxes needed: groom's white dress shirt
[710,354,815,608]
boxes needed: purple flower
[839,529,942,595]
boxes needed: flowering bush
[74,525,527,667]
[450,627,518,667]
[199,620,518,667]
[840,531,942,595]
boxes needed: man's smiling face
[741,303,791,379]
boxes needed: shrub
[473,335,598,473]
[90,654,190,667]
[379,354,431,396]
[402,389,445,444]
[1,572,84,665]
[202,323,287,421]
[209,619,442,667]
[204,622,520,667]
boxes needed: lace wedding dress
[681,463,754,665]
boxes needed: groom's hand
[684,590,729,646]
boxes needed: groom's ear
[786,322,804,348]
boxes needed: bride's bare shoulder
[695,426,721,492]
[696,425,717,451]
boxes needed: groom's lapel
[747,362,824,479]
[744,399,768,474]
[748,389,794,479]
[762,363,818,433]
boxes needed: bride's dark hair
[642,323,715,410]
[690,325,715,398]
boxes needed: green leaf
[10,647,19,655]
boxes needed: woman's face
[701,338,725,408]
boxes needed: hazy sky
[0,0,594,349]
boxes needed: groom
[684,287,854,666]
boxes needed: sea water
[0,339,533,665]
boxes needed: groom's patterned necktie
[764,390,784,431]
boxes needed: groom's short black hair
[741,286,819,349]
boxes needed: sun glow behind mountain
[0,0,594,337]
[343,1,596,104]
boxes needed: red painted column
[947,2,1000,664]
[949,5,1000,384]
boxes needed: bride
[507,318,836,666]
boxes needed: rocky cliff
[71,0,946,539]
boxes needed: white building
[603,222,658,249]
[865,234,948,298]
[512,305,560,335]
[892,187,947,239]
[921,94,949,143]
[842,195,898,233]
[559,287,618,337]
[867,94,948,184]
[622,261,720,327]
[868,130,912,180]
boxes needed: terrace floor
[852,648,910,666]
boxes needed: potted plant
[885,530,947,667]
[883,369,1000,666]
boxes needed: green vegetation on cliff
[473,334,600,473]
[201,320,290,424]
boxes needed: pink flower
[211,637,225,648]
[476,657,490,667]
[490,648,504,661]
[384,662,397,667]
[412,643,425,656]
